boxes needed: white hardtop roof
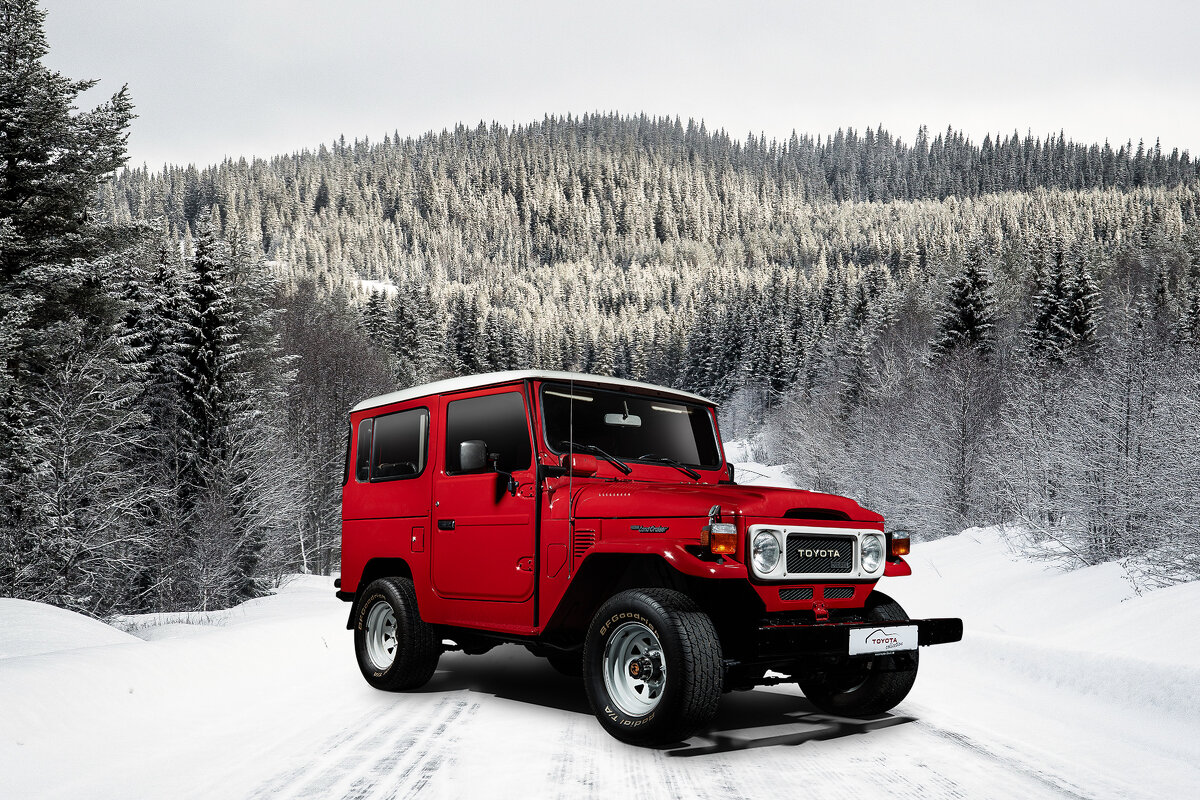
[351,370,714,413]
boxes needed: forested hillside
[3,0,1198,617]
[107,114,1200,590]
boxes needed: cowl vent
[783,508,851,521]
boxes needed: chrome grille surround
[747,525,885,581]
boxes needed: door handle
[437,519,455,531]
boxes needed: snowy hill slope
[0,598,142,659]
[1,494,1198,798]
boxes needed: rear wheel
[353,577,440,691]
[797,591,918,716]
[583,588,722,745]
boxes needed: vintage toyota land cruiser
[337,370,962,745]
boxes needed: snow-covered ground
[2,465,1198,799]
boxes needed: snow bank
[0,576,352,800]
[885,526,1200,720]
[2,525,1198,798]
[0,599,142,659]
[731,459,802,489]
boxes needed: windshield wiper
[561,441,632,475]
[638,454,701,481]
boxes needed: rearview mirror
[603,413,642,427]
[459,440,487,472]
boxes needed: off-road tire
[797,591,918,717]
[583,588,723,746]
[353,577,440,691]
[547,651,584,678]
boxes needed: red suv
[337,371,961,745]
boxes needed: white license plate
[849,625,918,655]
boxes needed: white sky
[41,0,1200,169]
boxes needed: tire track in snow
[360,698,477,800]
[544,715,714,800]
[249,696,472,800]
[916,720,1109,799]
[248,703,412,799]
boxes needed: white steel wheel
[364,599,399,671]
[602,620,667,716]
[354,577,439,691]
[584,589,723,745]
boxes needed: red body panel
[341,375,904,636]
[570,482,882,524]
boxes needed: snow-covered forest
[2,0,1198,617]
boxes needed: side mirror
[560,452,598,477]
[459,440,488,473]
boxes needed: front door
[432,388,537,603]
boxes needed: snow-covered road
[3,527,1198,799]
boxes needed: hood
[569,481,882,523]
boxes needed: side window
[445,392,532,474]
[371,408,429,481]
[355,418,373,482]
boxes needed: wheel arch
[346,557,415,630]
[541,553,764,645]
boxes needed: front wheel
[353,577,440,691]
[583,588,722,745]
[796,591,918,717]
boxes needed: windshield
[540,383,722,469]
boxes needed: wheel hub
[602,621,667,717]
[364,600,399,671]
[627,655,657,680]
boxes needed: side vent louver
[573,529,596,560]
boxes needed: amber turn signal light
[890,536,910,557]
[703,522,738,555]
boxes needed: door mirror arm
[488,452,519,496]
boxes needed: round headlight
[860,534,884,572]
[752,530,781,574]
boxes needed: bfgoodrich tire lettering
[353,577,439,691]
[797,591,918,717]
[583,588,722,745]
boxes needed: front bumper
[755,617,963,659]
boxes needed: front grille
[779,587,814,601]
[823,586,855,599]
[786,534,853,574]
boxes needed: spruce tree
[0,0,134,285]
[1025,245,1100,364]
[930,242,997,359]
[178,214,232,481]
[0,0,136,601]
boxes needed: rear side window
[355,418,373,482]
[371,408,429,481]
[445,392,532,474]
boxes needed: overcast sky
[41,0,1200,169]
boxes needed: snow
[355,278,398,297]
[2,513,1199,797]
[732,461,801,489]
[0,598,142,659]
